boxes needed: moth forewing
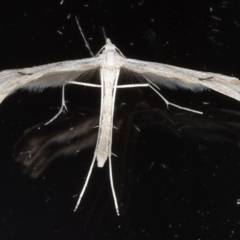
[122,58,240,102]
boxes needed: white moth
[1,26,240,216]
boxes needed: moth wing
[0,57,101,103]
[121,58,240,102]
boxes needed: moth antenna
[75,16,94,57]
[101,26,107,42]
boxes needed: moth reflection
[12,99,240,215]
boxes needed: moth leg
[68,81,101,88]
[45,84,67,125]
[74,153,97,212]
[146,84,203,114]
[116,83,149,88]
[148,84,203,114]
[109,155,120,215]
[117,83,202,114]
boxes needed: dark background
[1,0,240,239]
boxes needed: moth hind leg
[74,153,97,212]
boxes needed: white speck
[133,124,140,132]
[161,164,171,170]
[20,150,31,158]
[148,162,154,170]
[211,16,222,21]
